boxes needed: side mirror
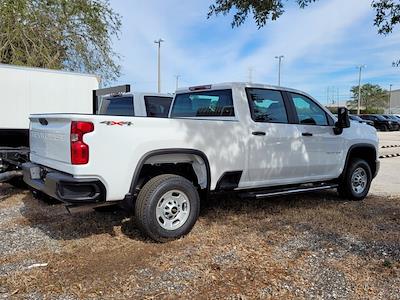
[334,107,350,135]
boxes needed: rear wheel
[134,174,200,242]
[381,124,388,131]
[338,158,372,201]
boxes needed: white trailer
[0,64,99,130]
[0,64,99,184]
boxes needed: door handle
[302,132,313,137]
[252,131,266,136]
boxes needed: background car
[382,115,400,130]
[359,114,398,131]
[349,115,374,126]
[388,114,400,122]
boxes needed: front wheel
[338,158,372,201]
[134,174,200,242]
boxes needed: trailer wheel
[134,174,200,242]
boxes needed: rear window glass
[144,96,173,118]
[350,115,363,121]
[99,96,134,116]
[171,89,234,118]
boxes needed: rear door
[287,92,344,179]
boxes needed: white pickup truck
[94,85,173,118]
[23,82,379,242]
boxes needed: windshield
[350,115,363,121]
[375,115,388,121]
[99,95,134,116]
[171,89,234,118]
[376,115,387,121]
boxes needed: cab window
[171,89,234,118]
[99,96,134,116]
[290,93,328,126]
[247,88,288,123]
[144,96,172,118]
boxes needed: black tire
[338,158,372,201]
[381,125,388,132]
[134,174,200,242]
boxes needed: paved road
[378,131,400,146]
[371,132,400,196]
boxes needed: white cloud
[109,0,399,99]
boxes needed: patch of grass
[0,188,399,299]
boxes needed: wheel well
[130,152,210,197]
[346,146,377,176]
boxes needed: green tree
[0,0,121,83]
[208,0,316,28]
[347,83,389,113]
[208,0,399,32]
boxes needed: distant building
[389,89,400,114]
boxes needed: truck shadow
[201,190,400,261]
[18,189,349,243]
[0,183,25,201]
[19,188,400,262]
[19,193,149,241]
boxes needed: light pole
[275,55,284,86]
[389,84,393,114]
[248,66,253,83]
[175,75,181,90]
[356,65,366,115]
[154,38,164,93]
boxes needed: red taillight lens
[70,121,94,165]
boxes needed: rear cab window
[99,95,134,116]
[170,89,235,119]
[144,96,173,118]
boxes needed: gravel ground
[0,143,399,298]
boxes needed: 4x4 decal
[100,121,133,126]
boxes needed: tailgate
[30,116,71,164]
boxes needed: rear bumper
[22,162,106,204]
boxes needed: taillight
[70,121,94,165]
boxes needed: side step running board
[240,183,339,199]
[66,201,120,214]
[255,184,338,198]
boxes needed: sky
[109,0,400,105]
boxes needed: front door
[288,92,345,180]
